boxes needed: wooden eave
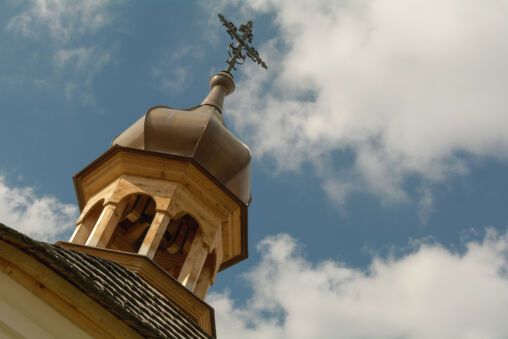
[55,241,216,337]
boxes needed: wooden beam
[138,212,170,260]
[194,262,213,299]
[69,222,89,245]
[86,200,127,248]
[177,233,209,292]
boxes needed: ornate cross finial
[218,13,268,73]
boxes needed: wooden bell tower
[58,71,249,336]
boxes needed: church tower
[56,70,248,335]
[54,14,266,337]
[69,69,248,289]
[68,70,249,279]
[0,14,267,339]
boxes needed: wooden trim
[74,146,246,210]
[0,240,142,339]
[218,205,248,271]
[56,241,216,337]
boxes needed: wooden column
[70,204,105,245]
[193,265,213,299]
[85,201,126,248]
[69,222,91,244]
[138,211,171,260]
[177,234,209,291]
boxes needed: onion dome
[111,71,251,204]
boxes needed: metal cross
[218,13,268,73]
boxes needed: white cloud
[221,0,508,212]
[54,46,111,103]
[0,176,78,242]
[53,46,111,77]
[151,45,205,93]
[6,0,116,105]
[209,230,508,339]
[54,47,93,70]
[7,0,113,42]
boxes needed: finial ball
[209,71,235,96]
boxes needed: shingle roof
[0,223,212,339]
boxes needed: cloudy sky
[2,1,508,338]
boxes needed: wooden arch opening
[108,194,156,253]
[153,214,199,279]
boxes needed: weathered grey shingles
[0,223,212,339]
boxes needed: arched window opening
[108,194,156,253]
[153,214,199,278]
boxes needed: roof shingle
[0,223,212,339]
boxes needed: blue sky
[2,1,508,338]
